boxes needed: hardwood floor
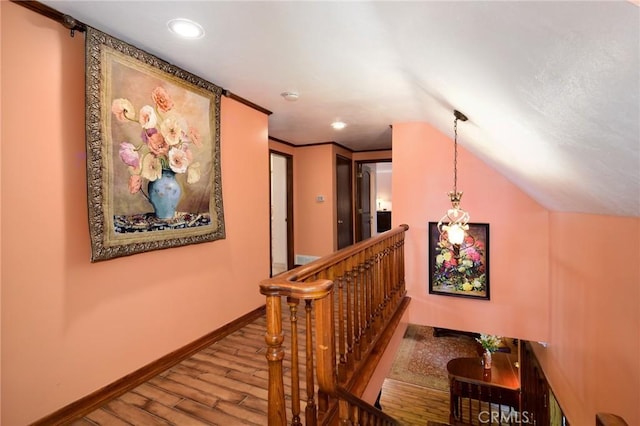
[69,314,451,426]
[379,379,451,425]
[72,319,271,426]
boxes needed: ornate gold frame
[85,27,225,261]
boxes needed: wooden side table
[447,353,520,424]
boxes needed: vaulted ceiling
[41,1,640,217]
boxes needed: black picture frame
[428,222,490,300]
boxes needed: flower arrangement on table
[432,234,486,292]
[476,333,502,353]
[112,86,202,198]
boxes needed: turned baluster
[345,257,354,370]
[286,298,302,426]
[353,256,362,362]
[335,262,347,383]
[315,291,336,416]
[301,299,316,425]
[361,250,372,346]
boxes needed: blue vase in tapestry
[148,169,182,219]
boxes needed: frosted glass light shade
[446,224,466,245]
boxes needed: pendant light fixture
[437,110,469,245]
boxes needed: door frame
[355,163,373,242]
[336,154,354,250]
[269,150,294,276]
[355,158,392,242]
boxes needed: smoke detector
[280,91,299,101]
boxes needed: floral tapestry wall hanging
[85,27,225,261]
[428,222,490,300]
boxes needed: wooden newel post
[264,294,287,426]
[315,291,337,394]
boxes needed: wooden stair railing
[596,413,628,426]
[260,224,410,426]
[336,387,400,426]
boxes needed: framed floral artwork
[428,222,490,300]
[85,27,225,261]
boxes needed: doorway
[356,163,373,241]
[355,160,392,243]
[269,151,293,276]
[336,155,353,250]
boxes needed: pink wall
[269,139,296,156]
[393,122,640,424]
[537,213,639,425]
[392,122,550,340]
[1,3,269,424]
[270,143,394,259]
[293,144,336,257]
[0,2,4,423]
[287,143,394,257]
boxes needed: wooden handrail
[596,413,628,426]
[335,387,401,426]
[260,224,410,425]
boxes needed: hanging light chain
[448,110,468,208]
[438,109,470,245]
[453,115,459,195]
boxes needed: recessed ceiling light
[167,18,205,39]
[331,121,347,130]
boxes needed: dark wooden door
[336,155,353,249]
[356,164,372,241]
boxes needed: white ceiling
[42,1,640,217]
